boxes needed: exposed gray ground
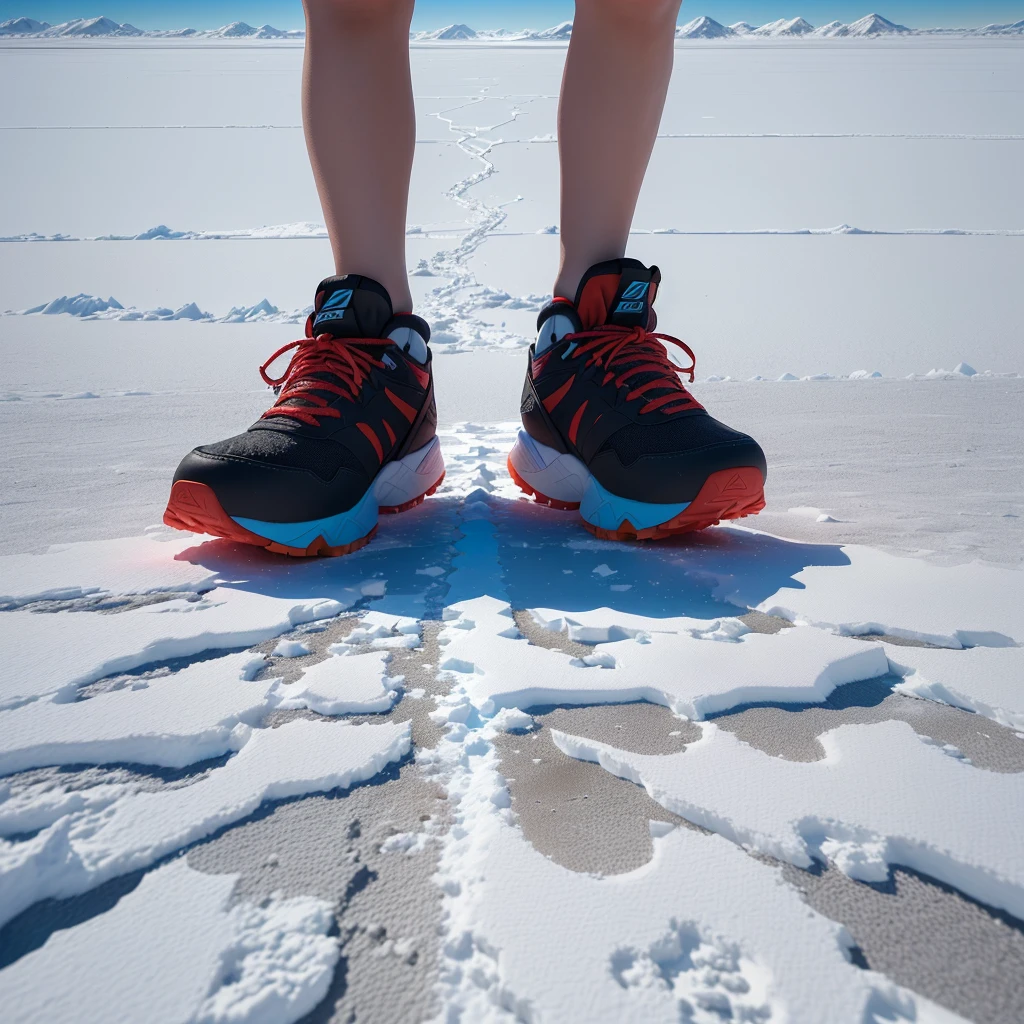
[494,695,1024,1024]
[4,594,1024,1023]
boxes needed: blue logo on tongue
[313,288,353,329]
[614,279,648,315]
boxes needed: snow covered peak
[251,24,288,39]
[677,16,733,39]
[422,23,477,40]
[754,17,816,37]
[531,21,573,40]
[813,20,849,37]
[729,22,757,35]
[43,16,141,37]
[0,17,50,34]
[846,13,911,36]
[974,19,1024,35]
[209,21,257,37]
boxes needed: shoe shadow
[174,492,850,625]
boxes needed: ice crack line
[416,95,547,351]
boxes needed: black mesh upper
[600,413,751,466]
[198,428,365,482]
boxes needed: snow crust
[554,719,1024,917]
[437,595,888,720]
[0,587,352,708]
[0,417,1014,1015]
[0,718,410,928]
[0,651,269,775]
[276,650,402,716]
[0,859,338,1024]
[756,544,1024,647]
[888,644,1024,731]
[421,502,972,1023]
[0,530,219,608]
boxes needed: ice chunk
[277,650,401,715]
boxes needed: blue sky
[2,1,1021,30]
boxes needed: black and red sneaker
[508,258,766,540]
[164,275,443,557]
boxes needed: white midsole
[373,435,445,507]
[507,429,591,504]
[509,429,699,533]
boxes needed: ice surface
[0,718,410,928]
[437,595,888,719]
[0,859,338,1024]
[0,651,269,774]
[555,719,1024,916]
[756,544,1024,646]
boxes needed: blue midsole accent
[232,485,379,550]
[580,476,691,532]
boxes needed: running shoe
[164,274,443,556]
[508,258,766,540]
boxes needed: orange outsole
[380,471,445,514]
[506,457,581,511]
[508,460,765,541]
[163,471,445,558]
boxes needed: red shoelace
[566,324,699,416]
[258,334,393,428]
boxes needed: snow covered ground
[1,35,1023,1024]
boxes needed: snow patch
[0,651,270,775]
[272,639,311,658]
[1,587,352,708]
[756,544,1024,648]
[276,650,402,716]
[0,859,338,1024]
[438,596,888,720]
[888,644,1024,731]
[0,718,410,928]
[555,719,1024,918]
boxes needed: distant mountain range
[0,16,303,38]
[2,13,1023,40]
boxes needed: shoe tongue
[310,274,393,339]
[574,258,658,331]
